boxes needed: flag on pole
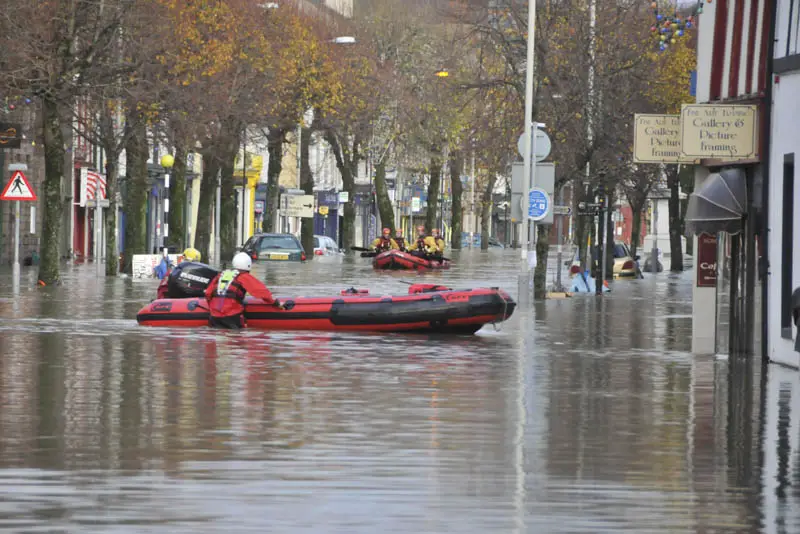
[79,168,107,206]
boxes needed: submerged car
[241,233,307,262]
[611,242,640,278]
[314,235,343,256]
[570,241,641,278]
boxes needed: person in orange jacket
[204,252,285,329]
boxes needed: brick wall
[0,103,45,265]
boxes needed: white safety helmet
[232,252,252,271]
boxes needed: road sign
[528,188,550,221]
[318,205,329,215]
[281,194,314,218]
[338,191,349,203]
[577,201,603,216]
[517,128,552,162]
[0,122,22,149]
[553,205,572,216]
[1,170,37,201]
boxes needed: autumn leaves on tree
[0,0,697,283]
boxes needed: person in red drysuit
[204,252,285,329]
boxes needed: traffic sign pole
[13,200,20,285]
[2,165,35,292]
[520,0,537,264]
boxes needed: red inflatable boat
[136,284,515,334]
[372,250,450,270]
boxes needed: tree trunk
[574,185,591,269]
[104,155,119,276]
[38,96,66,284]
[325,130,359,250]
[425,152,442,232]
[340,147,358,250]
[480,174,497,250]
[605,199,614,281]
[264,128,284,233]
[219,147,237,264]
[122,110,148,274]
[195,151,218,263]
[168,143,187,251]
[98,102,121,277]
[667,167,683,271]
[374,158,394,231]
[680,165,695,256]
[629,199,644,259]
[449,150,464,250]
[533,224,551,299]
[300,127,315,258]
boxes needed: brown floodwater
[0,249,796,533]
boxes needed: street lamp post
[470,149,476,247]
[160,154,174,259]
[520,0,537,263]
[241,127,247,246]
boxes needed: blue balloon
[656,14,663,20]
[686,21,692,28]
[677,30,684,36]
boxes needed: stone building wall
[0,103,46,266]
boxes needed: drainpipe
[761,0,777,364]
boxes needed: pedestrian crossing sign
[0,170,37,201]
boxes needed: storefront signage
[680,104,758,160]
[0,122,22,149]
[696,233,718,288]
[317,191,338,207]
[633,114,696,163]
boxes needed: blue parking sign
[528,188,549,220]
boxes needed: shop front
[314,190,339,243]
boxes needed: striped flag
[79,168,107,206]
[86,170,106,200]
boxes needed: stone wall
[0,103,45,265]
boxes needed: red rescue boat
[136,283,515,335]
[372,250,450,271]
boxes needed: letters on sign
[696,233,718,288]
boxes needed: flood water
[0,249,798,533]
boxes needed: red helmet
[382,227,390,235]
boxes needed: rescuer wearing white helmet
[203,252,286,329]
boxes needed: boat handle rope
[491,293,508,332]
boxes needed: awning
[685,168,747,235]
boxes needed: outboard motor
[165,261,220,298]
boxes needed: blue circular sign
[528,188,550,221]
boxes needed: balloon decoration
[650,1,706,52]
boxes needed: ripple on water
[0,250,790,532]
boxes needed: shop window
[781,154,795,338]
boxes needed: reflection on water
[0,249,796,532]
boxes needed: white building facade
[688,0,772,357]
[766,0,800,367]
